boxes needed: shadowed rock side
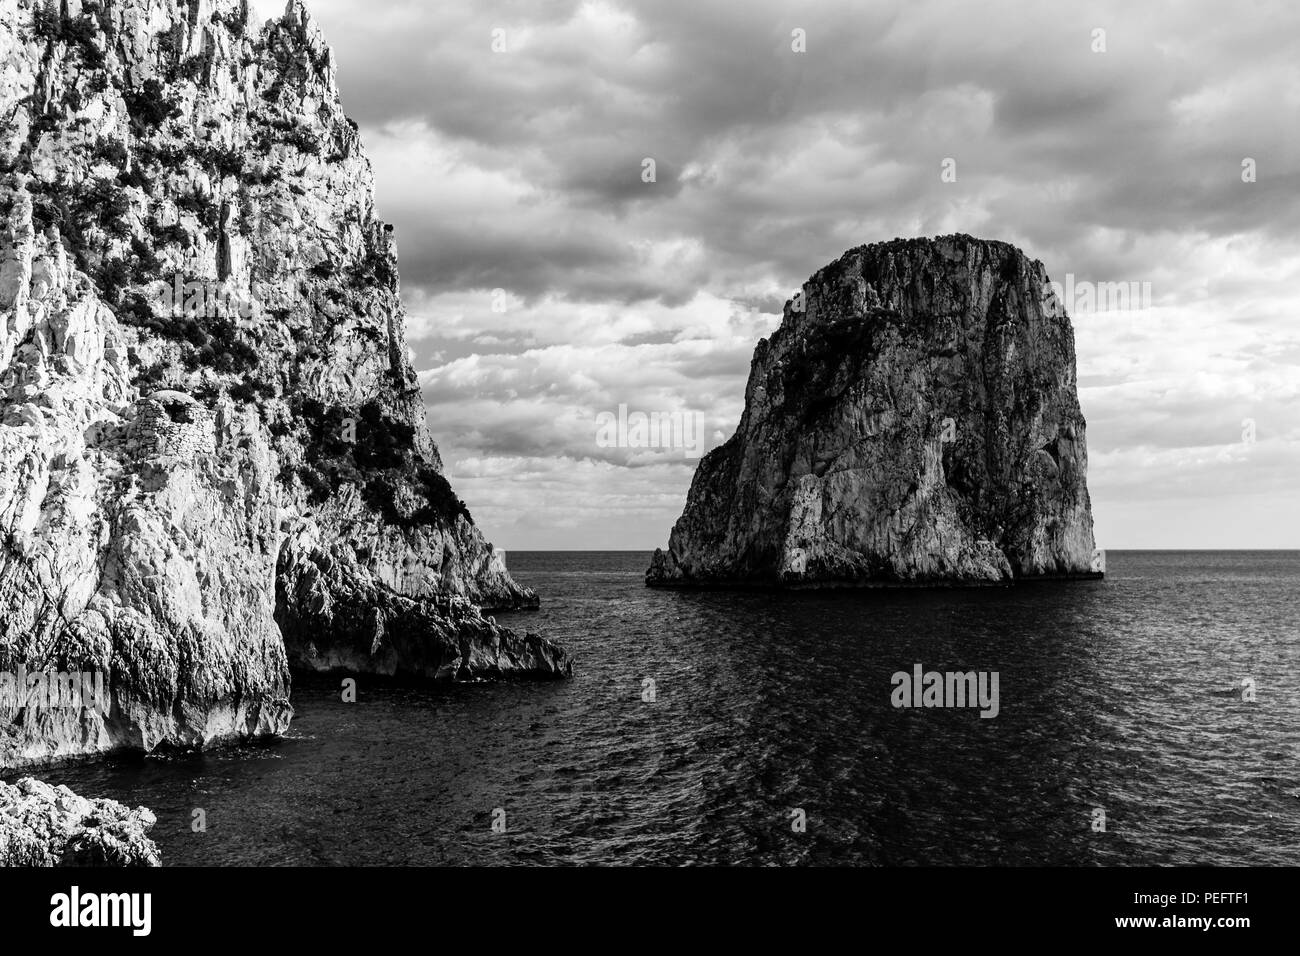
[277,520,571,680]
[0,777,160,866]
[0,0,566,769]
[648,235,1100,589]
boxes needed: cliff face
[648,235,1099,588]
[0,0,567,770]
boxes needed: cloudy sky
[254,0,1299,550]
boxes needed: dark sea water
[17,551,1300,866]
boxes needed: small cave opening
[162,400,196,424]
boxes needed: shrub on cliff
[31,4,105,69]
[123,79,180,130]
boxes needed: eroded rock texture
[648,235,1100,589]
[0,776,160,866]
[0,0,567,770]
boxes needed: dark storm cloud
[252,0,1300,548]
[288,0,1298,307]
[395,221,633,303]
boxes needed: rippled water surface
[20,551,1300,865]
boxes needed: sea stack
[647,235,1101,589]
[0,0,568,770]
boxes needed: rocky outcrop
[648,235,1100,589]
[277,514,571,680]
[0,776,160,866]
[0,0,567,770]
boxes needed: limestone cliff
[0,0,568,770]
[648,235,1100,588]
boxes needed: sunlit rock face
[0,0,567,769]
[648,235,1099,590]
[0,776,160,866]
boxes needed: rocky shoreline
[0,776,160,866]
